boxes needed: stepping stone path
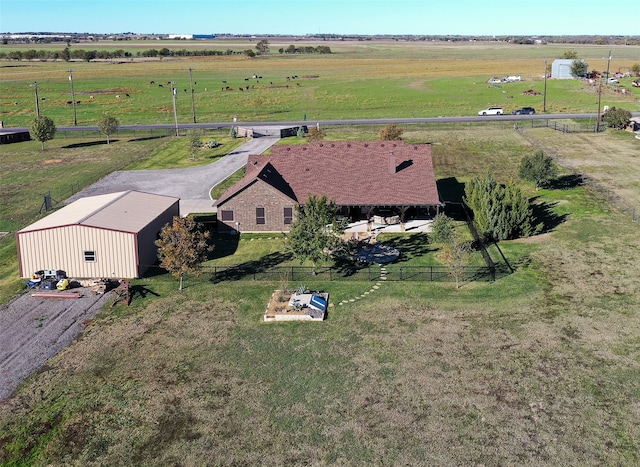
[338,265,387,306]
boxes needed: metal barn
[551,59,575,79]
[17,191,179,279]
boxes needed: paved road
[66,135,280,212]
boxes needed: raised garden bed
[264,289,329,322]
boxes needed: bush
[464,172,541,241]
[379,124,403,141]
[602,107,632,130]
[518,151,558,189]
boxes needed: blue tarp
[309,294,327,312]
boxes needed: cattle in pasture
[222,80,227,83]
[125,93,130,97]
[150,80,155,84]
[159,84,164,87]
[116,95,120,99]
[90,95,94,99]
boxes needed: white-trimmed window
[256,207,266,225]
[83,250,96,262]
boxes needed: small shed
[551,59,575,79]
[17,191,179,279]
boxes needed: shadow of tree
[547,174,584,190]
[209,251,292,283]
[129,135,169,143]
[378,233,433,263]
[62,140,114,149]
[129,284,161,301]
[531,198,569,232]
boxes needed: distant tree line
[0,46,330,61]
[278,45,332,54]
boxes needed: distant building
[551,59,575,79]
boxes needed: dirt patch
[43,159,62,164]
[0,289,112,400]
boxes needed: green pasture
[1,41,638,127]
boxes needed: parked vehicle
[632,80,640,88]
[606,77,619,84]
[503,75,521,82]
[478,107,503,116]
[512,107,536,115]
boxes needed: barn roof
[215,141,441,207]
[19,191,179,234]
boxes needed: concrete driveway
[66,135,280,214]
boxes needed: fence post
[368,265,371,281]
[399,267,403,281]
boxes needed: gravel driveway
[0,290,112,400]
[66,135,280,202]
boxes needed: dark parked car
[512,107,536,115]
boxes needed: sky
[1,0,638,36]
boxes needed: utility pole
[170,81,179,137]
[69,69,77,126]
[543,59,547,113]
[596,50,612,132]
[31,82,40,117]
[188,67,197,123]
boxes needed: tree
[255,39,270,55]
[602,106,632,130]
[431,213,472,289]
[464,172,541,241]
[430,213,456,244]
[378,124,403,141]
[562,50,578,59]
[98,115,119,144]
[441,240,473,289]
[155,215,212,290]
[188,130,201,160]
[62,47,70,62]
[518,150,559,189]
[286,195,347,272]
[29,116,56,151]
[570,59,588,78]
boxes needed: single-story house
[214,141,442,233]
[17,190,179,279]
[551,59,575,79]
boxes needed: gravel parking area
[0,289,112,400]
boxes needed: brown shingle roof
[215,141,441,207]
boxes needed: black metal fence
[204,263,502,283]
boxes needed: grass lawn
[2,123,640,465]
[1,40,640,465]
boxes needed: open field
[1,41,640,465]
[1,40,639,126]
